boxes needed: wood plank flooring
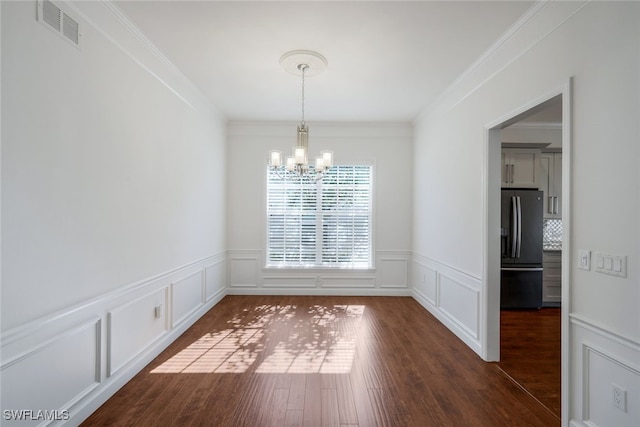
[82,296,560,426]
[498,308,561,418]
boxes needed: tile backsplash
[543,219,562,250]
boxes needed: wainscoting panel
[570,315,640,427]
[378,257,409,288]
[263,275,318,288]
[227,250,410,295]
[228,253,260,288]
[205,258,226,301]
[438,274,480,340]
[0,319,101,427]
[107,287,168,377]
[412,262,438,306]
[322,276,376,288]
[411,254,482,356]
[171,270,205,328]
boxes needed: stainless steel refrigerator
[501,189,544,309]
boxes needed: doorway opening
[483,82,571,424]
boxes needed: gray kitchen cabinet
[540,152,562,218]
[543,250,562,306]
[501,148,541,189]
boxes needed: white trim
[0,255,227,426]
[227,288,410,297]
[570,314,640,352]
[421,0,550,118]
[410,255,483,356]
[1,253,224,347]
[417,1,588,122]
[170,270,206,328]
[1,316,100,372]
[67,0,220,116]
[106,287,168,377]
[413,253,482,282]
[482,78,572,425]
[507,121,563,130]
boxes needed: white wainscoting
[227,250,410,295]
[1,319,101,427]
[205,259,226,301]
[569,315,640,427]
[411,254,482,355]
[228,251,260,288]
[377,255,409,288]
[0,253,226,427]
[171,270,205,328]
[107,287,168,377]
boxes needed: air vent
[62,12,79,44]
[42,0,61,31]
[37,0,82,49]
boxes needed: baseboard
[227,288,412,297]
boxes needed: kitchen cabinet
[540,152,562,218]
[501,148,541,188]
[543,250,561,306]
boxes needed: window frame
[264,162,375,270]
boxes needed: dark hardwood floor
[82,296,560,426]
[498,308,561,419]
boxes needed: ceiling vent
[37,0,82,48]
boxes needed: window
[267,165,373,268]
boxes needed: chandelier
[269,50,333,179]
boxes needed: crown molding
[415,0,589,123]
[67,0,222,118]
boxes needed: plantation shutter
[266,165,372,267]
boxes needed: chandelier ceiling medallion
[269,50,333,180]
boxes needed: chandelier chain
[300,64,306,126]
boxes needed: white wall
[412,2,639,426]
[226,122,413,293]
[1,1,227,425]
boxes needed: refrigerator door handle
[516,196,522,258]
[554,196,559,214]
[511,196,517,258]
[549,196,554,214]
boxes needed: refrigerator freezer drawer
[500,268,543,309]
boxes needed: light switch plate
[578,250,591,270]
[594,252,627,277]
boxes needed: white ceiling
[114,1,535,122]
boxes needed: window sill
[263,265,376,274]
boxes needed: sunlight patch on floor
[150,304,364,374]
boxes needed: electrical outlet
[154,304,163,319]
[612,384,627,412]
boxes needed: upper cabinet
[501,148,541,188]
[540,152,562,218]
